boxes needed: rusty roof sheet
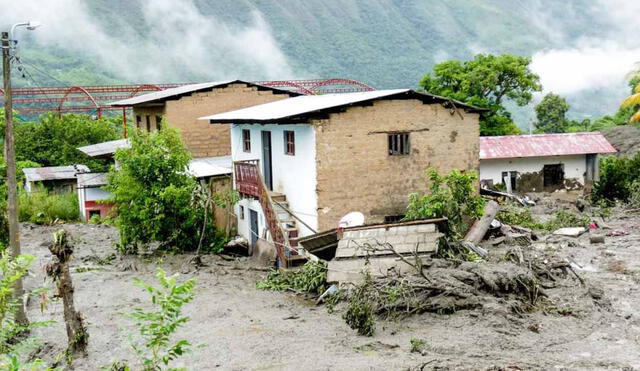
[480,132,617,160]
[23,165,90,182]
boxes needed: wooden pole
[2,31,28,325]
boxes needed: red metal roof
[480,132,617,160]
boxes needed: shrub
[410,338,428,354]
[0,253,51,369]
[343,272,376,336]
[593,153,640,202]
[256,260,328,295]
[118,268,197,371]
[405,168,485,236]
[544,210,590,231]
[107,128,222,254]
[18,190,79,224]
[497,206,545,230]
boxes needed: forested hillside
[3,0,636,122]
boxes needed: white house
[479,132,617,193]
[200,89,483,267]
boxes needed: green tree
[1,112,122,172]
[419,54,542,136]
[106,128,218,253]
[535,93,570,133]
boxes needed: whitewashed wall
[479,154,587,191]
[230,123,318,241]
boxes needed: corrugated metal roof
[23,165,90,182]
[200,89,485,123]
[77,173,108,187]
[188,156,232,178]
[480,132,617,160]
[77,139,130,157]
[109,80,300,107]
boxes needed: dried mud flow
[19,209,640,370]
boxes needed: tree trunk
[464,200,500,244]
[46,230,88,357]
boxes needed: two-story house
[200,89,483,267]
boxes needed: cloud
[0,0,295,82]
[531,41,639,95]
[530,0,640,96]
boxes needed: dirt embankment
[602,125,640,156]
[18,215,640,370]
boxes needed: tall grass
[19,190,79,224]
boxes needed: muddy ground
[19,206,640,370]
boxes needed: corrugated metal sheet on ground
[23,165,90,182]
[77,139,130,157]
[480,132,617,160]
[199,89,484,123]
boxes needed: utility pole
[2,31,28,325]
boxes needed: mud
[603,125,640,157]
[18,213,640,370]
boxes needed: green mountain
[4,0,632,122]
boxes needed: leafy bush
[410,338,428,354]
[497,206,545,230]
[117,268,197,371]
[256,260,327,295]
[0,253,51,370]
[544,210,590,231]
[593,153,640,202]
[343,272,376,336]
[18,191,79,224]
[107,128,222,254]
[405,168,485,236]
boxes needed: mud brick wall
[314,99,480,231]
[132,106,165,132]
[337,223,442,255]
[135,83,290,158]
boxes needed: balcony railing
[234,160,260,198]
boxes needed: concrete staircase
[270,192,308,266]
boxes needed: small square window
[284,130,295,155]
[155,115,163,131]
[239,205,245,220]
[242,129,251,152]
[388,133,410,155]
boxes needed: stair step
[283,226,298,232]
[278,218,296,223]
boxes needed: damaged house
[479,132,617,193]
[200,89,483,267]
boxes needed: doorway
[543,164,564,188]
[249,209,259,254]
[261,131,273,190]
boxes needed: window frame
[387,132,410,156]
[239,205,245,220]
[145,115,151,132]
[135,115,141,129]
[242,129,251,152]
[284,130,295,156]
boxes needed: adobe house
[479,132,617,193]
[109,80,300,158]
[200,89,483,266]
[23,165,90,194]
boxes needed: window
[388,133,410,155]
[155,115,163,131]
[242,129,251,152]
[239,205,245,220]
[145,115,151,132]
[135,115,141,129]
[284,130,295,155]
